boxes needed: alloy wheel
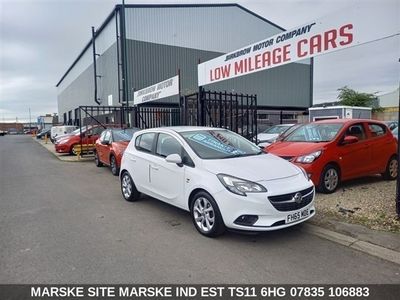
[389,159,398,178]
[193,197,215,233]
[111,156,117,174]
[324,168,338,191]
[121,174,132,199]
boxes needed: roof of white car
[143,126,226,133]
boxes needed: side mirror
[342,135,358,145]
[165,153,182,165]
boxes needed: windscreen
[285,123,343,142]
[181,130,261,159]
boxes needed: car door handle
[150,165,159,171]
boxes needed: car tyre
[110,155,119,176]
[190,191,225,237]
[318,164,340,194]
[120,171,140,202]
[94,151,103,167]
[382,155,398,180]
[70,144,78,156]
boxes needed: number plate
[286,208,310,224]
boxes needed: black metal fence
[70,89,258,142]
[181,88,258,140]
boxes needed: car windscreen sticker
[188,133,245,155]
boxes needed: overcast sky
[0,0,399,123]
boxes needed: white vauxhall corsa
[120,127,315,237]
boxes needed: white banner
[134,75,179,105]
[197,4,399,86]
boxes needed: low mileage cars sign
[133,75,179,105]
[197,4,399,86]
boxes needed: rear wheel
[94,151,103,167]
[120,171,140,202]
[318,164,340,194]
[70,144,78,155]
[382,155,398,180]
[190,191,225,237]
[110,155,119,176]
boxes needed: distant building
[37,114,58,130]
[0,123,24,134]
[373,88,399,121]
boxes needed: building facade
[56,4,313,125]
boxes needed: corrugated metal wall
[309,108,343,121]
[57,5,312,122]
[353,109,372,119]
[58,43,119,122]
[126,39,311,107]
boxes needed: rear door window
[135,133,156,153]
[368,123,386,138]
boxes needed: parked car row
[266,119,398,193]
[44,119,397,238]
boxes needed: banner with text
[134,75,179,105]
[197,4,399,86]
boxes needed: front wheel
[120,171,140,202]
[190,191,225,237]
[94,151,103,167]
[110,155,119,176]
[318,164,340,194]
[382,155,398,180]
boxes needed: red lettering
[297,39,308,58]
[310,34,322,55]
[234,60,243,74]
[221,64,230,78]
[247,57,255,72]
[209,70,214,82]
[324,29,337,50]
[272,48,282,64]
[262,51,271,67]
[255,54,262,69]
[339,23,353,46]
[282,44,290,62]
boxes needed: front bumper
[55,144,69,153]
[213,174,315,231]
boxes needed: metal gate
[182,88,257,140]
[133,103,181,129]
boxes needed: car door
[98,130,111,164]
[337,122,372,179]
[96,130,107,163]
[149,133,186,205]
[367,122,391,173]
[129,132,157,195]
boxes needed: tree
[337,86,383,112]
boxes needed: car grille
[279,156,294,161]
[268,187,314,212]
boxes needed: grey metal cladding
[126,40,311,107]
[58,43,119,119]
[353,109,371,119]
[124,6,283,54]
[310,108,343,119]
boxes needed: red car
[55,125,105,155]
[266,119,398,193]
[94,128,139,175]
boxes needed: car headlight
[297,166,310,180]
[217,174,267,196]
[296,150,322,164]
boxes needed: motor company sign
[134,75,179,105]
[197,5,399,86]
